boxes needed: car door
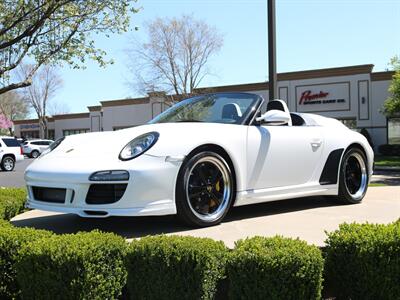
[39,141,48,151]
[246,124,324,190]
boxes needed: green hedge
[0,187,27,220]
[227,236,324,300]
[125,235,228,300]
[16,230,128,300]
[325,222,400,299]
[0,221,52,299]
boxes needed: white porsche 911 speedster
[25,93,374,227]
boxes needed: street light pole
[268,0,277,101]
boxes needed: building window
[388,118,400,145]
[20,130,40,139]
[63,129,89,136]
[338,119,357,130]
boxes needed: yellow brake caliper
[210,180,221,208]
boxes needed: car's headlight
[119,132,159,161]
[40,137,65,157]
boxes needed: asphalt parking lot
[0,158,33,188]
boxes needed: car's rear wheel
[176,151,235,227]
[336,148,368,204]
[1,156,15,172]
[31,150,40,158]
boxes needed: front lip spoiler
[26,198,176,218]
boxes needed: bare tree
[20,65,62,138]
[127,15,223,96]
[48,100,70,116]
[0,91,29,135]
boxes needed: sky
[53,0,400,113]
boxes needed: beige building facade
[13,64,398,152]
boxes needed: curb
[374,166,400,172]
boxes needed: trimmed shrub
[0,187,27,220]
[227,236,324,300]
[325,222,400,299]
[16,230,128,300]
[378,144,400,156]
[0,222,52,299]
[125,235,228,300]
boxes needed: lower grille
[85,184,127,205]
[32,187,66,203]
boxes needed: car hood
[38,122,244,160]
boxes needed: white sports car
[25,93,374,227]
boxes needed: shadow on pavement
[11,196,338,239]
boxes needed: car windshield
[149,93,260,125]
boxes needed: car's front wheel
[1,156,15,172]
[336,148,369,204]
[176,151,235,227]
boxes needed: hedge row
[0,187,27,221]
[1,221,399,299]
[0,222,324,300]
[228,236,323,300]
[0,189,398,299]
[325,221,400,299]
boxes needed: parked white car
[25,93,373,227]
[0,136,24,171]
[22,139,54,158]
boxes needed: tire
[176,151,235,227]
[335,148,369,204]
[31,150,40,158]
[1,156,15,172]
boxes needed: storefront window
[63,129,89,136]
[388,118,400,145]
[20,130,40,139]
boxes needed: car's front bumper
[25,154,182,218]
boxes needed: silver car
[22,139,54,158]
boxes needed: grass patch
[374,155,400,167]
[369,183,388,187]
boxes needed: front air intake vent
[85,184,127,205]
[32,187,66,203]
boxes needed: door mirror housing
[256,110,291,126]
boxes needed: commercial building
[13,64,398,152]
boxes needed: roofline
[196,64,375,93]
[53,112,90,120]
[87,105,102,112]
[13,119,39,125]
[13,117,54,125]
[371,71,395,81]
[100,97,149,107]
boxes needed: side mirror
[256,110,291,126]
